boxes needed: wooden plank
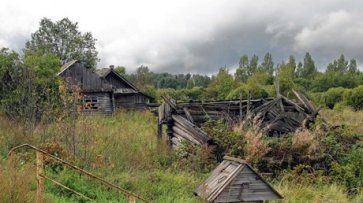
[172,115,212,144]
[183,107,194,123]
[173,122,204,144]
[241,192,281,201]
[208,164,244,202]
[172,126,201,145]
[293,90,315,114]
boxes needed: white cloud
[294,10,363,51]
[1,0,363,73]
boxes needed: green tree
[25,17,99,69]
[23,51,62,123]
[191,74,211,87]
[259,52,274,76]
[23,50,61,85]
[276,61,296,96]
[295,61,303,77]
[235,55,249,82]
[348,59,358,74]
[327,54,348,73]
[114,66,126,75]
[186,79,194,89]
[298,52,316,78]
[134,65,153,90]
[228,70,270,100]
[287,55,296,73]
[0,48,21,101]
[249,54,259,75]
[208,67,235,100]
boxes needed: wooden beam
[183,107,194,123]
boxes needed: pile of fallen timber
[158,97,268,126]
[242,91,320,135]
[158,97,214,149]
[157,90,319,149]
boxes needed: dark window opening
[83,96,99,110]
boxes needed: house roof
[96,68,155,99]
[58,61,154,99]
[194,156,283,202]
[95,68,139,91]
[58,60,78,76]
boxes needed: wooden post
[275,79,281,97]
[157,123,163,140]
[166,115,174,147]
[247,91,251,116]
[239,93,243,123]
[36,151,44,203]
[128,195,136,203]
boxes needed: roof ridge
[223,156,247,164]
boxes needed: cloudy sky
[1,0,362,74]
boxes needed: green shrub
[202,119,245,158]
[262,85,276,97]
[330,141,363,193]
[308,92,324,106]
[227,84,268,100]
[347,85,363,110]
[322,87,347,109]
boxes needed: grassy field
[0,108,362,202]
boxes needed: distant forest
[119,52,363,111]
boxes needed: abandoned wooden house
[194,156,283,203]
[58,61,154,114]
[96,66,154,109]
[58,60,115,115]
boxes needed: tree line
[119,52,363,111]
[1,17,363,126]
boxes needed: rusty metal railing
[8,144,149,203]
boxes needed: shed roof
[194,156,283,202]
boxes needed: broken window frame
[83,96,99,110]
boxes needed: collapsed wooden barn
[96,66,154,110]
[157,92,319,149]
[194,156,283,203]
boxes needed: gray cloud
[1,0,363,73]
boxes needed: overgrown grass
[0,109,362,202]
[272,181,362,203]
[320,108,363,134]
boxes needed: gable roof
[194,156,283,202]
[95,68,139,91]
[96,68,155,99]
[58,60,113,92]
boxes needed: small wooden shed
[194,156,283,203]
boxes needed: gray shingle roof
[194,156,283,202]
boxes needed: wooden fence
[8,144,149,203]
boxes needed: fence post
[128,195,136,203]
[36,151,44,203]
